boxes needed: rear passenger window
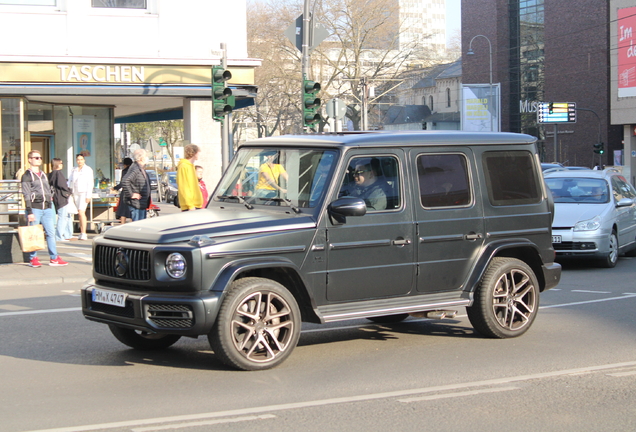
[483,150,541,206]
[417,154,471,208]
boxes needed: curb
[0,276,90,287]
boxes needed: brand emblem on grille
[114,248,129,277]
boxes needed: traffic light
[303,79,321,128]
[593,143,605,154]
[548,102,554,114]
[212,66,232,121]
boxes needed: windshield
[545,178,609,203]
[215,148,337,209]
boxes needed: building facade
[462,0,622,169]
[0,0,257,189]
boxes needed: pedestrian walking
[21,150,68,267]
[48,158,73,241]
[176,144,202,211]
[112,157,133,224]
[68,154,94,240]
[195,165,209,207]
[121,149,151,221]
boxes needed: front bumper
[552,228,609,258]
[81,281,222,336]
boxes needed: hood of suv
[103,207,317,244]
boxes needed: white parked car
[544,168,636,267]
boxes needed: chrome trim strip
[419,234,464,243]
[330,239,392,250]
[320,299,471,322]
[487,227,549,238]
[207,245,306,258]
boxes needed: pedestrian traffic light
[593,143,604,154]
[303,79,321,128]
[548,102,554,114]
[212,66,232,121]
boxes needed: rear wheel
[209,277,301,371]
[108,325,181,350]
[467,257,539,339]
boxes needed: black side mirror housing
[328,197,367,225]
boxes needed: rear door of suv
[411,147,485,293]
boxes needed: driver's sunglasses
[353,169,369,176]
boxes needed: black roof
[243,131,537,149]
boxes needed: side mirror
[617,197,634,207]
[328,197,366,225]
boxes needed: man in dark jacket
[48,157,73,241]
[21,151,68,267]
[121,149,151,221]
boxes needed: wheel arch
[467,240,547,293]
[210,258,321,323]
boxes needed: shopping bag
[18,224,46,253]
[65,198,78,215]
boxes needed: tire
[466,257,539,339]
[367,313,410,323]
[108,325,181,350]
[209,277,301,371]
[598,230,618,268]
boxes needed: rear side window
[417,154,471,208]
[482,150,541,206]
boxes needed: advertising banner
[618,7,636,98]
[461,84,500,132]
[73,115,96,171]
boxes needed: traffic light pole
[576,108,603,167]
[220,43,230,172]
[301,0,310,131]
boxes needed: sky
[446,0,461,45]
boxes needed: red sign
[618,7,636,97]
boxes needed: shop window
[28,103,54,133]
[92,0,146,8]
[1,98,21,180]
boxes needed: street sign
[537,102,577,123]
[326,98,347,120]
[284,14,329,54]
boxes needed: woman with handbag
[48,158,74,241]
[21,150,68,268]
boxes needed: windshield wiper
[216,195,254,210]
[268,197,301,214]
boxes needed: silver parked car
[544,168,636,267]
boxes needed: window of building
[446,88,451,107]
[482,150,541,206]
[428,96,434,109]
[92,0,146,8]
[417,154,471,208]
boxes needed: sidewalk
[0,201,179,287]
[0,233,96,287]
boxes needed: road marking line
[0,307,81,317]
[21,361,636,432]
[130,414,276,432]
[540,293,636,309]
[571,290,610,294]
[398,386,519,403]
[606,370,636,377]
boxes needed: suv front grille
[146,304,194,329]
[94,245,151,281]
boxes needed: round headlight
[166,253,186,278]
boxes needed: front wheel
[209,277,301,371]
[108,325,181,350]
[467,257,539,339]
[598,230,618,268]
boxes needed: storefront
[0,61,256,183]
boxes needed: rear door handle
[464,233,483,241]
[393,239,412,246]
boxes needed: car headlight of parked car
[573,215,602,231]
[166,253,187,278]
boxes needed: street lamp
[467,35,494,132]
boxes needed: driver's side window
[339,156,400,211]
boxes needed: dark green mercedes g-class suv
[82,131,561,370]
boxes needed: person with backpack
[21,150,68,267]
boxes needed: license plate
[552,235,562,243]
[92,288,127,308]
